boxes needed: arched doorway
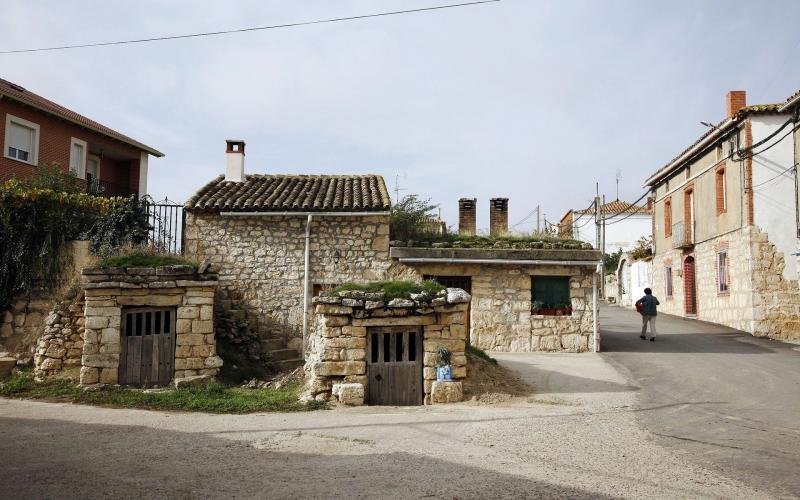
[683,256,697,315]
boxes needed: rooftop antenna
[615,169,622,200]
[393,173,407,203]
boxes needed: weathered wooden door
[118,307,176,387]
[367,326,423,405]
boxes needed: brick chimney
[726,91,747,118]
[489,198,509,236]
[458,198,477,235]
[225,139,245,182]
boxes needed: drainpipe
[302,214,312,358]
[592,265,599,353]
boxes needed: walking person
[636,288,660,342]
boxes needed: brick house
[646,89,800,340]
[0,77,163,196]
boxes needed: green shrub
[97,248,196,268]
[390,194,439,241]
[327,280,445,300]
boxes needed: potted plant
[555,304,565,316]
[532,300,544,315]
[436,346,452,381]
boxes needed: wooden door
[683,256,697,315]
[367,326,423,406]
[119,308,176,387]
[424,275,472,344]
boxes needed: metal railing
[671,221,694,248]
[86,178,134,197]
[143,197,184,254]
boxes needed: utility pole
[601,194,607,299]
[595,183,603,302]
[536,205,541,233]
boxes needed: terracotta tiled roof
[0,77,163,157]
[780,89,800,111]
[575,199,651,216]
[185,174,392,212]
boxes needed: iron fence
[143,197,184,254]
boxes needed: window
[717,250,729,293]
[69,138,87,178]
[4,114,39,164]
[665,266,673,298]
[716,167,727,214]
[664,198,672,237]
[531,276,571,315]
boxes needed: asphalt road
[601,304,800,498]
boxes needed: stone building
[184,141,602,358]
[184,141,392,362]
[646,89,800,340]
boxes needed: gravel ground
[0,352,768,499]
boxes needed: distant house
[0,77,163,196]
[559,199,652,252]
[646,89,800,340]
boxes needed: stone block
[343,375,368,386]
[351,316,435,327]
[176,333,205,346]
[451,365,467,379]
[331,383,365,406]
[84,306,120,317]
[539,335,561,351]
[343,349,366,361]
[116,294,183,307]
[342,326,367,337]
[185,297,213,305]
[0,358,16,379]
[99,368,118,385]
[319,315,350,327]
[175,345,192,358]
[431,381,463,403]
[174,375,214,388]
[192,320,214,334]
[176,358,205,370]
[423,367,437,380]
[39,357,62,371]
[423,339,465,353]
[204,355,224,368]
[177,307,200,319]
[315,305,353,315]
[191,345,214,357]
[100,328,120,345]
[325,337,366,349]
[446,288,471,304]
[82,354,118,369]
[561,334,588,352]
[315,361,366,376]
[176,319,193,333]
[321,327,341,338]
[84,316,109,329]
[79,366,99,385]
[199,305,213,321]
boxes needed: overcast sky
[2,0,799,232]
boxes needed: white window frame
[69,137,88,179]
[717,249,729,293]
[4,113,40,165]
[665,266,673,298]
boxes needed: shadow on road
[0,416,616,499]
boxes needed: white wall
[751,115,798,280]
[572,212,651,252]
[617,257,652,309]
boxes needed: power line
[0,1,502,54]
[752,163,799,190]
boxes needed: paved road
[601,304,800,498]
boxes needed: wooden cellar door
[367,326,423,405]
[118,307,176,387]
[683,256,697,316]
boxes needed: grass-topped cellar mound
[390,233,593,250]
[325,280,445,301]
[97,249,197,268]
[0,369,325,413]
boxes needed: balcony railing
[671,221,695,248]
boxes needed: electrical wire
[0,1,501,54]
[751,163,799,190]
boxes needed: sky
[2,0,799,233]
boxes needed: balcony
[86,178,134,198]
[671,221,695,249]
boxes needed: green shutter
[532,276,570,307]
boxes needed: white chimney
[225,139,245,182]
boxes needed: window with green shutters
[531,276,571,315]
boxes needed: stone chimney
[489,198,509,236]
[225,139,245,182]
[458,198,477,235]
[726,91,746,118]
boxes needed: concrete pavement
[600,304,800,498]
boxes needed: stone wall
[184,213,391,351]
[79,265,221,386]
[652,226,800,340]
[33,291,85,379]
[389,261,598,352]
[305,288,470,405]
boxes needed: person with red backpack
[636,288,660,341]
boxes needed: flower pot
[555,309,564,316]
[437,365,452,381]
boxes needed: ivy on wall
[0,166,151,308]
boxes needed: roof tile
[185,174,392,213]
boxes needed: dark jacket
[636,295,660,316]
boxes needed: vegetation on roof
[97,247,197,268]
[392,232,592,250]
[326,280,445,301]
